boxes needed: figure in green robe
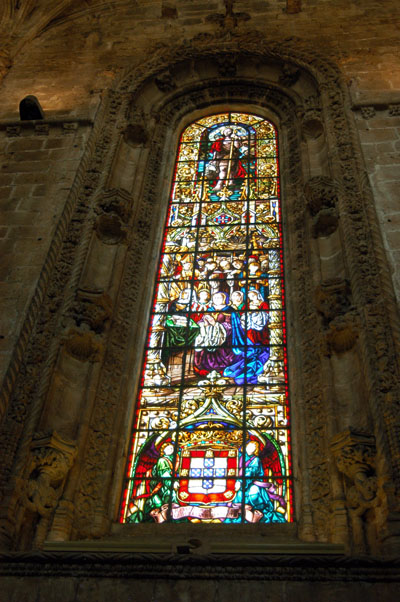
[144,443,177,516]
[126,442,177,523]
[227,440,286,523]
[161,288,199,366]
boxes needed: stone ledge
[43,538,345,556]
[0,117,93,131]
[0,550,399,582]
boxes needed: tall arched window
[120,112,293,524]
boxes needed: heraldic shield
[178,447,238,504]
[124,372,289,524]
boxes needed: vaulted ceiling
[0,1,399,117]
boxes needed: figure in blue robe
[233,441,286,523]
[223,309,269,385]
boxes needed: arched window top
[120,112,293,524]
[180,111,275,140]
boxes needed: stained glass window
[120,112,293,524]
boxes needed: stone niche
[1,36,400,582]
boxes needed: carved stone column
[22,432,77,548]
[331,429,381,554]
[314,278,365,432]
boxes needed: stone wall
[0,571,399,602]
[353,105,400,299]
[0,120,92,413]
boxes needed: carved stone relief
[301,95,324,139]
[215,53,237,77]
[360,106,376,120]
[305,176,339,238]
[331,429,385,554]
[315,278,358,356]
[22,432,77,548]
[122,123,148,147]
[154,69,177,93]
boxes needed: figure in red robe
[244,289,270,346]
[207,127,247,191]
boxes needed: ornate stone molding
[95,214,127,245]
[352,102,400,118]
[0,116,96,424]
[96,188,133,223]
[324,316,359,355]
[315,278,352,323]
[331,429,375,478]
[389,104,400,117]
[206,0,250,30]
[154,69,176,93]
[215,53,237,77]
[0,549,399,581]
[279,63,301,87]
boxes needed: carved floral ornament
[0,35,399,553]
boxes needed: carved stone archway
[1,35,400,556]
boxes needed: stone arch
[1,38,400,555]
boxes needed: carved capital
[24,432,77,518]
[97,189,133,223]
[331,429,376,480]
[95,213,126,244]
[325,313,359,355]
[315,278,352,323]
[331,429,378,520]
[301,96,323,138]
[312,207,339,238]
[315,280,358,355]
[70,291,113,334]
[123,123,148,147]
[305,176,337,217]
